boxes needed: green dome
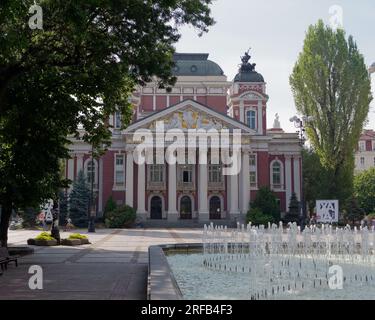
[234,71,264,83]
[172,53,224,76]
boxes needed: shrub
[105,205,136,228]
[35,232,55,241]
[251,187,280,222]
[103,196,117,221]
[246,208,273,226]
[68,233,88,240]
[367,213,375,220]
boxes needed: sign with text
[316,200,339,223]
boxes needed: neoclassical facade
[65,52,302,223]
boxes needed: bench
[0,247,19,270]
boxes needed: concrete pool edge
[148,243,203,300]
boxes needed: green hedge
[105,205,136,228]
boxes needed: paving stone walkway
[0,228,202,300]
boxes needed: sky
[175,0,375,133]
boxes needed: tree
[344,198,365,226]
[68,171,90,228]
[290,20,372,204]
[302,148,330,214]
[250,187,280,222]
[284,193,300,223]
[354,168,375,214]
[0,1,214,246]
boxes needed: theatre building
[65,52,302,224]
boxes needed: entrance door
[150,196,162,220]
[209,196,221,219]
[180,196,192,220]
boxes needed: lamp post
[289,115,313,230]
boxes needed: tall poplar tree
[290,20,372,204]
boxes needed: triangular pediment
[125,100,256,134]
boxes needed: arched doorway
[150,196,162,220]
[209,196,221,219]
[180,196,192,220]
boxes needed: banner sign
[316,200,339,223]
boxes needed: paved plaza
[0,228,203,300]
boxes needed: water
[166,222,375,300]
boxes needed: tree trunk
[0,201,13,248]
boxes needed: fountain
[166,222,375,300]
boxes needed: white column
[240,100,245,123]
[293,157,301,201]
[198,161,209,221]
[168,163,178,220]
[153,93,156,111]
[229,173,240,218]
[285,156,292,209]
[241,152,250,214]
[137,163,146,218]
[257,100,263,134]
[125,152,134,207]
[76,154,84,174]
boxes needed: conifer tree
[69,171,90,228]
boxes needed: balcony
[177,181,195,191]
[208,180,225,191]
[147,181,166,191]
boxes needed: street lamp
[289,115,313,230]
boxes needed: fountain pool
[165,223,375,300]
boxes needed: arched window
[246,110,256,129]
[271,161,282,188]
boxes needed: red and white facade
[355,129,375,172]
[64,53,302,223]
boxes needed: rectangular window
[250,172,257,185]
[114,112,122,129]
[373,141,375,151]
[180,165,193,183]
[246,110,256,130]
[150,165,164,183]
[115,154,125,186]
[272,165,281,185]
[209,165,222,183]
[360,157,365,166]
